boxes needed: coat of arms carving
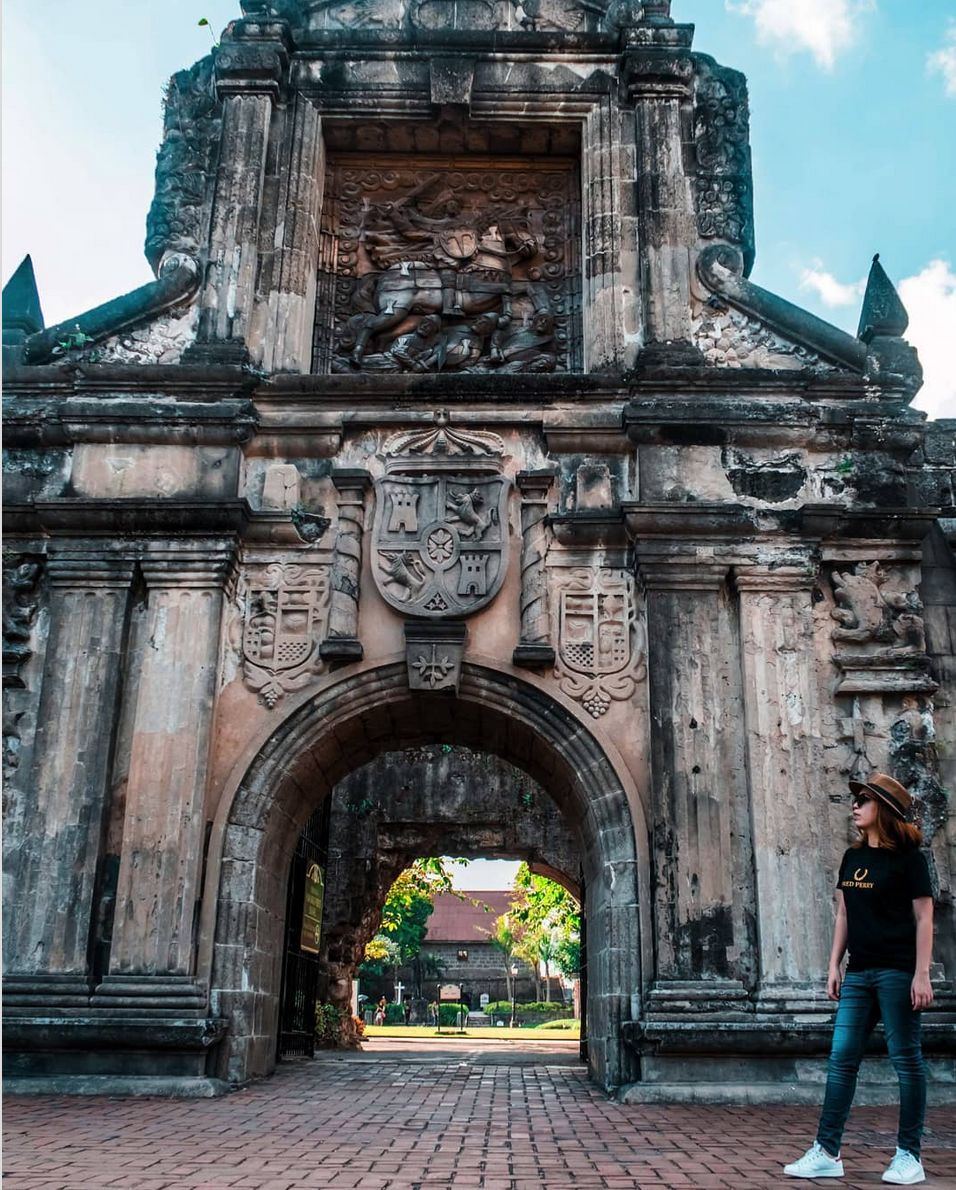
[372,422,510,618]
[373,475,509,617]
[235,563,330,707]
[554,568,646,717]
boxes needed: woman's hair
[854,798,923,850]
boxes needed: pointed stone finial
[2,255,45,346]
[857,253,908,343]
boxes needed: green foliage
[384,1003,406,1025]
[482,1001,573,1017]
[428,1001,468,1025]
[315,1001,343,1043]
[361,858,465,974]
[553,936,581,977]
[197,17,219,46]
[52,327,95,356]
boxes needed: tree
[507,865,580,1001]
[361,858,462,981]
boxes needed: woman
[784,772,934,1185]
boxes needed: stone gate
[3,0,954,1100]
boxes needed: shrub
[384,1003,405,1025]
[482,1001,573,1017]
[427,1001,468,1026]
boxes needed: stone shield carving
[555,568,646,717]
[373,474,510,617]
[238,563,330,707]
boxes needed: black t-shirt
[837,845,933,973]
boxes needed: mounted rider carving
[348,172,540,368]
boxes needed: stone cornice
[733,564,818,594]
[5,499,253,537]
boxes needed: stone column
[513,469,556,668]
[639,559,753,1006]
[321,470,371,663]
[190,24,288,362]
[5,552,134,978]
[104,546,236,982]
[627,53,701,363]
[734,564,832,1010]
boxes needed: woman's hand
[911,972,934,1010]
[827,966,842,1001]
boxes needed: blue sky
[3,0,954,415]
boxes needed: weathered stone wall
[2,0,952,1101]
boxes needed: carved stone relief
[554,568,646,717]
[232,562,330,707]
[302,0,623,33]
[372,425,510,618]
[2,556,43,691]
[830,562,925,657]
[316,158,580,374]
[692,57,755,276]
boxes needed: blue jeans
[817,969,926,1158]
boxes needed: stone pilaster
[189,24,288,362]
[4,552,134,977]
[253,96,325,372]
[513,469,557,668]
[639,559,753,1006]
[734,564,832,1010]
[104,546,237,981]
[628,54,701,363]
[320,470,371,662]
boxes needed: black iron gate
[277,803,329,1059]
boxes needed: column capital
[638,560,729,591]
[140,543,239,590]
[733,564,818,594]
[516,467,558,499]
[215,28,289,102]
[329,468,372,497]
[46,552,136,589]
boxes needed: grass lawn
[364,1023,581,1041]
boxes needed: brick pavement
[3,1040,955,1189]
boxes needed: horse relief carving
[318,161,579,374]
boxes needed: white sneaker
[882,1148,925,1184]
[784,1142,845,1179]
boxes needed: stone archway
[205,662,644,1092]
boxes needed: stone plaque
[316,155,580,374]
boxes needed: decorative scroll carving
[321,471,371,661]
[554,568,646,717]
[318,159,578,374]
[145,57,222,273]
[890,696,947,848]
[692,56,755,276]
[236,563,330,707]
[3,556,43,690]
[830,562,925,656]
[837,697,879,785]
[513,471,556,668]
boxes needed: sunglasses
[850,793,873,808]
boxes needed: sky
[3,1,954,417]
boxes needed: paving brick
[4,1044,956,1189]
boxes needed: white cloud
[799,264,866,307]
[726,0,874,70]
[927,20,956,97]
[900,260,956,420]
